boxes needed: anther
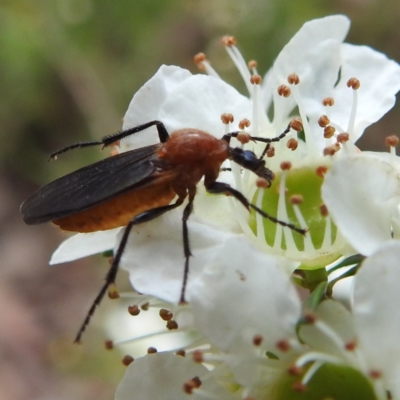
[108,285,120,299]
[287,364,302,376]
[238,118,251,130]
[176,350,186,357]
[290,194,303,205]
[320,204,329,217]
[147,347,157,354]
[122,355,134,366]
[322,97,335,106]
[287,138,298,151]
[280,161,292,171]
[192,350,204,363]
[337,132,349,143]
[248,60,258,69]
[385,135,399,147]
[290,118,303,132]
[253,334,263,346]
[256,177,269,188]
[303,312,317,324]
[194,52,206,64]
[221,35,237,47]
[141,302,150,311]
[315,166,328,178]
[166,320,178,330]
[345,341,357,351]
[324,126,336,138]
[369,370,382,379]
[159,308,173,321]
[221,113,234,125]
[266,145,275,157]
[276,339,291,352]
[347,77,361,90]
[277,84,291,97]
[323,143,340,156]
[183,377,202,394]
[293,382,307,392]
[287,73,300,85]
[128,305,140,316]
[105,340,114,350]
[250,74,262,85]
[237,131,251,144]
[318,115,330,128]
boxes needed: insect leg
[74,198,185,343]
[222,122,292,151]
[180,191,195,304]
[50,120,169,160]
[205,181,306,235]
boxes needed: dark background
[2,1,399,399]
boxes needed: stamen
[324,126,336,139]
[194,52,206,65]
[105,340,114,350]
[222,36,252,94]
[346,78,360,136]
[141,302,150,311]
[318,115,330,128]
[183,376,202,394]
[337,132,350,143]
[323,143,341,156]
[287,73,300,85]
[176,349,186,357]
[192,350,204,363]
[266,145,275,157]
[385,135,399,155]
[122,355,134,366]
[287,138,298,151]
[290,118,303,132]
[250,74,262,85]
[159,308,173,321]
[315,166,328,178]
[345,341,357,351]
[322,97,335,106]
[256,177,269,188]
[237,131,251,145]
[295,351,343,369]
[276,339,291,352]
[221,113,234,135]
[166,320,178,330]
[250,75,262,135]
[147,347,157,354]
[293,382,307,392]
[248,59,258,73]
[277,84,291,97]
[128,305,140,316]
[253,334,263,346]
[288,364,302,376]
[301,360,324,385]
[108,284,120,299]
[238,118,251,130]
[369,370,382,379]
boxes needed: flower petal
[322,154,400,256]
[122,65,192,149]
[50,228,121,264]
[353,241,400,397]
[190,236,300,384]
[120,210,236,303]
[115,352,236,400]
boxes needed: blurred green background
[2,1,399,399]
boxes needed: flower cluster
[52,15,400,400]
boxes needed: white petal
[50,228,121,264]
[191,236,300,384]
[353,241,400,397]
[264,15,350,117]
[322,154,400,256]
[158,74,252,137]
[300,299,356,358]
[331,44,400,141]
[122,65,192,149]
[115,352,236,400]
[120,210,236,303]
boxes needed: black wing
[21,144,163,224]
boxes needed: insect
[21,119,305,342]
